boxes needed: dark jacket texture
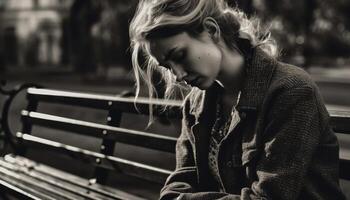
[160,48,346,200]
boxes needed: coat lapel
[189,47,278,189]
[191,81,223,190]
[237,47,277,110]
[236,47,277,165]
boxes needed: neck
[216,46,245,96]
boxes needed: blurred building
[0,0,73,69]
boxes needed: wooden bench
[0,84,349,199]
[0,84,182,200]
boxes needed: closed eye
[172,49,186,63]
[158,49,186,72]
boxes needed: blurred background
[0,0,349,100]
[0,0,349,199]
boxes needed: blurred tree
[69,0,102,76]
[3,27,18,66]
[64,0,350,74]
[0,46,4,72]
[25,33,39,67]
[0,34,3,72]
[0,12,3,72]
[312,0,350,58]
[60,17,70,66]
[92,0,137,68]
[303,0,317,68]
[66,0,139,78]
[227,0,350,68]
[227,0,254,16]
[259,0,309,66]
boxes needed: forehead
[149,32,190,60]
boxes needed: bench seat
[0,154,147,200]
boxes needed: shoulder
[270,61,317,91]
[261,62,332,137]
[263,61,326,115]
[263,61,330,121]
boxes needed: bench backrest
[16,87,182,185]
[328,109,350,180]
[3,87,350,184]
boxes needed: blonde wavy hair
[129,0,278,125]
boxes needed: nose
[171,64,188,82]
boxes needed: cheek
[189,44,222,75]
[203,47,222,74]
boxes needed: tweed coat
[159,47,346,200]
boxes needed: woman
[129,0,346,199]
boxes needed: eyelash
[159,50,186,71]
[173,50,186,62]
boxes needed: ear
[202,17,220,42]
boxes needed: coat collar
[236,47,277,112]
[191,47,278,124]
[190,47,277,189]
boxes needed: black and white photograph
[0,0,349,199]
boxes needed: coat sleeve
[239,85,324,200]
[162,85,326,200]
[160,104,241,200]
[159,97,200,199]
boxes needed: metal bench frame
[0,83,349,199]
[0,83,182,200]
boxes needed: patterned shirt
[208,92,241,192]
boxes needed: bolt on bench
[0,84,349,199]
[0,85,182,200]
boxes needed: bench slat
[27,88,182,118]
[17,88,350,187]
[0,178,46,200]
[340,158,350,181]
[0,163,78,200]
[16,133,172,184]
[21,111,177,153]
[0,163,106,200]
[329,110,350,134]
[0,155,146,200]
[3,154,146,200]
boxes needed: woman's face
[149,31,222,90]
